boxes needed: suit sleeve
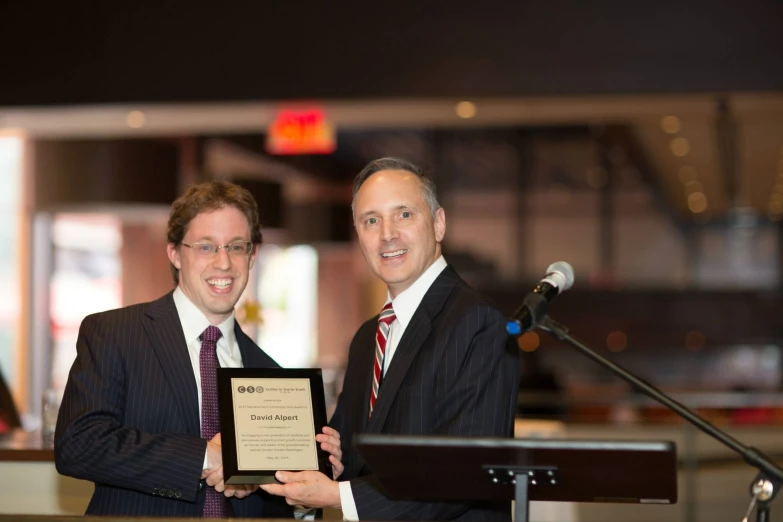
[54,313,207,502]
[350,304,520,520]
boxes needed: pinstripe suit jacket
[330,266,520,521]
[54,291,292,518]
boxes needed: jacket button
[152,488,158,495]
[175,490,182,498]
[168,489,175,497]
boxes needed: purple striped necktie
[369,303,395,418]
[200,325,229,518]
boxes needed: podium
[355,434,677,522]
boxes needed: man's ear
[248,244,258,270]
[166,243,182,270]
[434,207,446,242]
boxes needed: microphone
[506,261,575,336]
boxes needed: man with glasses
[55,180,342,518]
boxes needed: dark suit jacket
[330,266,520,521]
[55,291,292,518]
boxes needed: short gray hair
[351,157,440,219]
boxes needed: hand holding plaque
[217,368,330,484]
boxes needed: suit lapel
[143,292,201,437]
[366,266,461,433]
[353,321,381,428]
[235,322,269,368]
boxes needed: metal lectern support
[484,465,558,522]
[515,473,529,522]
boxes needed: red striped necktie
[369,303,396,418]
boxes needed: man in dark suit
[55,180,341,518]
[262,158,520,520]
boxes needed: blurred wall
[121,222,173,306]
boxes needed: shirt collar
[387,255,448,329]
[172,286,237,355]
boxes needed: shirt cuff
[338,480,359,521]
[203,448,208,470]
[294,506,317,520]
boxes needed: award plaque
[217,368,330,484]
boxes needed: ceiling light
[660,115,681,134]
[688,192,708,213]
[606,331,627,352]
[455,101,476,119]
[669,137,690,157]
[126,111,146,128]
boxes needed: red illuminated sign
[266,109,336,155]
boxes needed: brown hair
[167,180,263,284]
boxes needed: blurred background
[1,2,783,520]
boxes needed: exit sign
[266,109,336,155]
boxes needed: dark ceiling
[1,1,782,106]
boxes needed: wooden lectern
[355,434,677,522]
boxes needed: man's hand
[316,426,344,479]
[204,466,259,499]
[202,433,222,479]
[260,470,341,509]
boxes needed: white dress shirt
[172,286,243,468]
[173,288,313,519]
[339,256,448,521]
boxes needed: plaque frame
[217,367,329,484]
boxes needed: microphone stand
[531,314,783,522]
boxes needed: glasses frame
[180,241,254,257]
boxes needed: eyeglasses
[181,241,254,257]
